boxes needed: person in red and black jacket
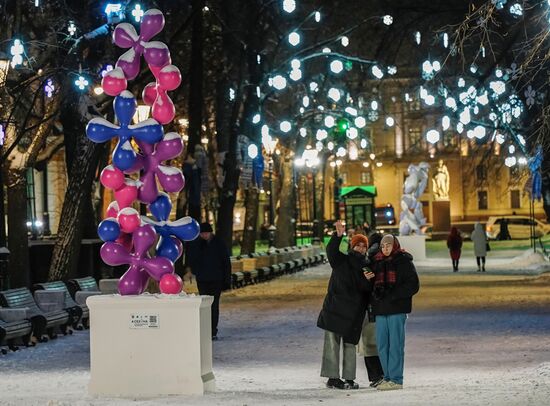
[371,234,419,391]
[447,227,463,272]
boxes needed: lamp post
[297,149,321,243]
[262,134,278,247]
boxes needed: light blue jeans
[375,313,407,385]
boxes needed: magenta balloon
[142,256,174,281]
[142,82,158,106]
[157,166,185,193]
[140,9,165,40]
[155,133,183,158]
[159,273,183,294]
[116,49,140,81]
[101,242,131,266]
[106,201,119,218]
[112,23,138,48]
[143,41,170,67]
[137,171,158,204]
[132,225,157,254]
[118,265,150,295]
[118,208,141,234]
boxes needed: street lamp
[133,104,151,124]
[262,134,278,247]
[298,149,321,244]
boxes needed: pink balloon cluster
[90,8,198,295]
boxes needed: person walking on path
[471,222,488,272]
[317,220,375,390]
[447,227,463,272]
[186,222,231,339]
[358,232,385,387]
[371,234,419,391]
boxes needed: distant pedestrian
[471,222,488,272]
[318,220,374,390]
[371,234,420,391]
[498,218,512,240]
[186,222,232,339]
[447,227,463,272]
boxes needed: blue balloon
[114,92,137,126]
[98,218,121,242]
[156,235,182,262]
[113,140,137,171]
[170,217,200,241]
[150,193,172,221]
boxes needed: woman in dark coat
[447,227,463,272]
[317,220,374,390]
[371,234,419,391]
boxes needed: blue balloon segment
[131,121,164,144]
[98,219,121,242]
[114,93,137,126]
[86,118,118,143]
[150,194,172,221]
[169,218,200,241]
[157,237,181,262]
[112,141,137,171]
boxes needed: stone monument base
[87,294,215,397]
[397,235,426,261]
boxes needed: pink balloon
[100,165,125,190]
[114,179,138,209]
[106,201,120,218]
[118,207,141,233]
[151,93,175,124]
[101,68,127,96]
[158,65,181,91]
[142,82,158,106]
[159,273,183,294]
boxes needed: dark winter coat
[317,234,372,344]
[447,231,463,261]
[371,251,419,316]
[186,235,231,289]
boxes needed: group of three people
[318,220,420,391]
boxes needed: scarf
[373,236,404,297]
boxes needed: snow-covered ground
[1,253,550,405]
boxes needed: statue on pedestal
[432,159,450,201]
[399,162,430,235]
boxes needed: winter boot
[370,377,385,388]
[326,378,346,389]
[345,380,359,389]
[377,380,403,391]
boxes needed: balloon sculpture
[89,8,199,295]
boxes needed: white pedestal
[397,235,426,261]
[87,294,215,397]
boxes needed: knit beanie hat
[380,234,395,247]
[351,234,369,248]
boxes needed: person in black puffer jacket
[317,220,375,390]
[371,234,419,391]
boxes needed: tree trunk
[275,154,296,247]
[48,103,102,281]
[6,168,30,288]
[240,186,259,254]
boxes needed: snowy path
[1,260,550,405]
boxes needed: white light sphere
[328,88,341,102]
[316,129,328,140]
[289,68,302,81]
[341,36,349,47]
[327,141,334,150]
[330,60,344,74]
[347,127,358,139]
[385,117,395,127]
[299,128,307,137]
[371,65,384,79]
[442,115,450,130]
[424,95,435,105]
[302,96,310,107]
[473,125,486,139]
[248,144,258,159]
[288,32,301,46]
[291,59,301,69]
[383,15,393,25]
[272,75,287,90]
[280,121,292,133]
[283,0,296,13]
[324,116,335,128]
[252,114,261,124]
[505,156,517,167]
[426,129,440,144]
[354,116,366,128]
[360,139,367,148]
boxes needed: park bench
[66,277,102,328]
[231,272,244,289]
[34,281,84,330]
[0,307,33,353]
[0,287,70,341]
